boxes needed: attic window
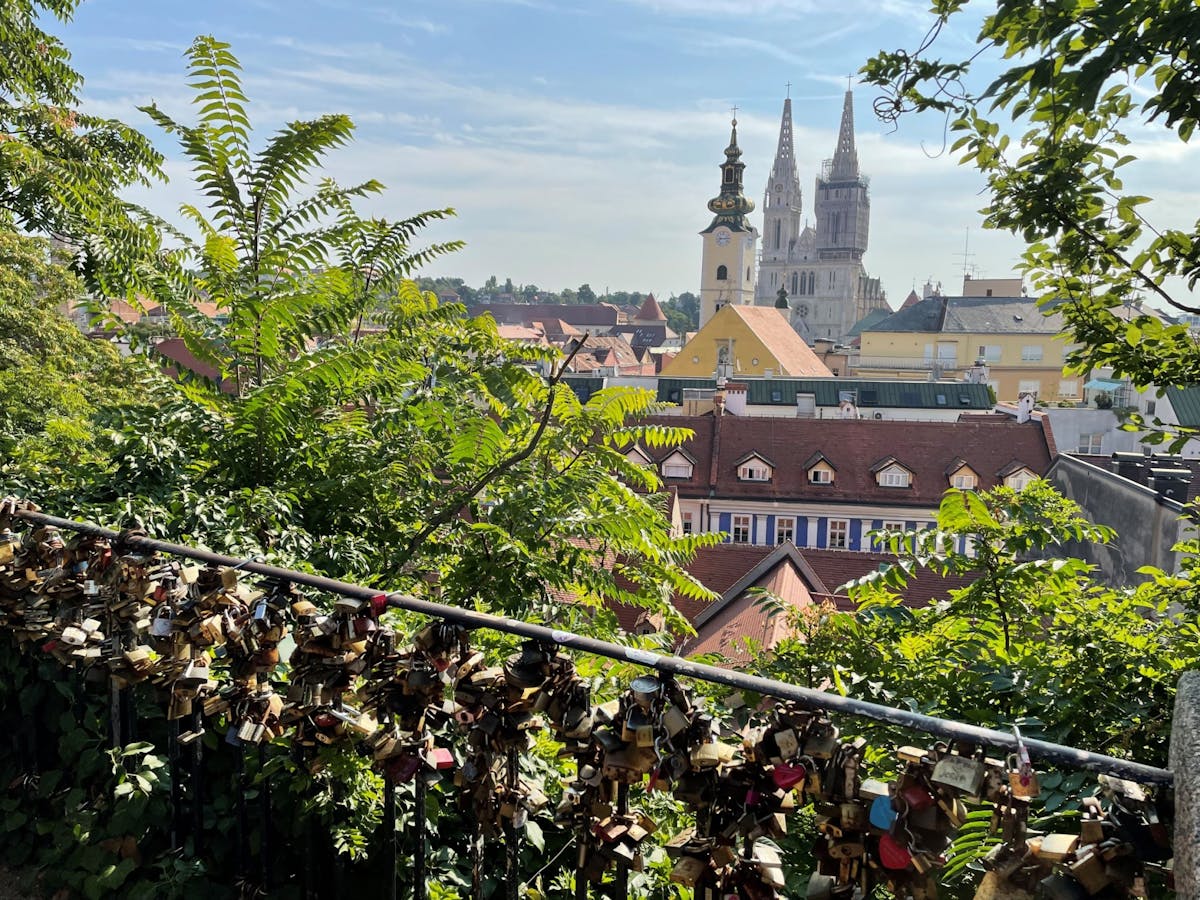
[737,456,773,482]
[936,394,947,406]
[952,472,977,489]
[770,390,782,402]
[959,394,972,405]
[809,467,833,485]
[877,464,912,488]
[1004,467,1036,491]
[661,451,694,480]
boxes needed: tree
[577,282,597,304]
[756,483,1199,890]
[0,231,143,490]
[0,35,717,896]
[0,1,160,259]
[865,1,1200,426]
[662,291,699,334]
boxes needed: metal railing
[10,508,1172,787]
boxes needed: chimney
[1110,451,1145,482]
[724,382,748,416]
[1147,467,1192,503]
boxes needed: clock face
[715,230,731,246]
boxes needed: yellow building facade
[661,305,832,379]
[854,295,1076,402]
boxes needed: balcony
[852,355,958,372]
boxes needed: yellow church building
[661,304,832,379]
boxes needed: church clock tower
[699,117,758,328]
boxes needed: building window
[724,168,734,183]
[663,461,693,479]
[807,271,815,294]
[746,267,751,281]
[776,517,795,545]
[731,515,751,543]
[1077,433,1104,454]
[1146,400,1157,416]
[1058,380,1079,397]
[681,512,694,534]
[1018,379,1041,396]
[1021,345,1044,362]
[878,465,912,488]
[738,462,771,482]
[809,467,833,484]
[977,345,1002,362]
[952,472,977,490]
[791,272,798,294]
[716,265,728,281]
[828,519,848,549]
[1006,471,1034,491]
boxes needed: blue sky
[52,0,1196,306]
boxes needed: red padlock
[879,833,912,871]
[772,761,807,790]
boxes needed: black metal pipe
[259,742,272,891]
[11,509,1175,785]
[383,775,396,900]
[414,775,428,900]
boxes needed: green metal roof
[1165,386,1200,428]
[656,378,992,410]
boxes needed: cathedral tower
[699,117,758,328]
[813,89,870,260]
[760,98,803,264]
[754,88,887,342]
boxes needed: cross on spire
[730,104,739,122]
[846,73,854,90]
[785,81,791,98]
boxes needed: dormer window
[735,452,774,482]
[803,451,836,486]
[625,445,653,468]
[945,459,979,490]
[660,449,696,480]
[871,456,914,489]
[997,461,1036,491]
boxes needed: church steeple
[703,117,755,232]
[814,88,870,260]
[830,88,859,180]
[761,96,803,263]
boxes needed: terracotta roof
[617,542,977,659]
[728,306,832,377]
[634,293,667,322]
[645,414,1055,507]
[901,290,921,310]
[468,302,620,329]
[800,548,975,604]
[497,324,548,343]
[152,338,236,394]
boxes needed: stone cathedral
[754,90,888,342]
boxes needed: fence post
[1171,671,1199,897]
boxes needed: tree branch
[392,335,589,570]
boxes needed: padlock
[1038,874,1089,900]
[669,856,708,888]
[931,754,986,795]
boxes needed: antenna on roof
[955,227,977,282]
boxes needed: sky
[51,0,1200,307]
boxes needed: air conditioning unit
[873,412,884,420]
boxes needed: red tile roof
[634,293,667,322]
[645,414,1055,508]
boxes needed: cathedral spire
[830,88,859,181]
[704,115,755,231]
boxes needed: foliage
[754,482,1199,891]
[0,35,717,896]
[0,1,160,255]
[864,1,1200,450]
[0,231,148,492]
